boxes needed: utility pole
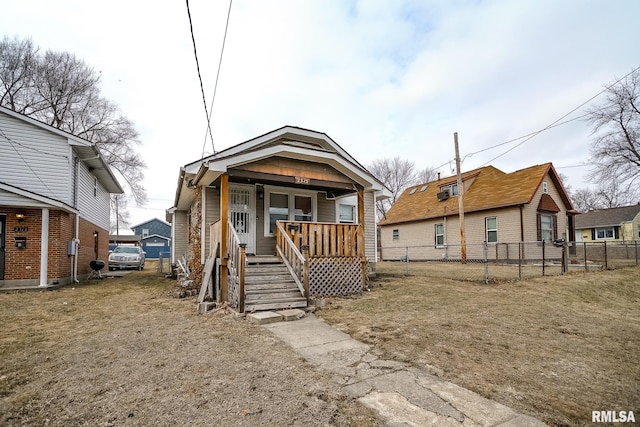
[115,195,119,238]
[454,132,466,264]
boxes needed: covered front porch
[210,171,368,312]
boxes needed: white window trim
[338,203,356,224]
[263,185,317,237]
[486,216,498,243]
[435,222,445,248]
[595,226,614,240]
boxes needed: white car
[108,246,145,271]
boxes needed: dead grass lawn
[316,265,640,426]
[0,262,382,427]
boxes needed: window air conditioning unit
[437,190,450,201]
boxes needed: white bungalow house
[167,126,390,312]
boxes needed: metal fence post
[541,240,546,276]
[636,241,638,266]
[518,242,522,281]
[483,241,489,284]
[405,246,409,275]
[584,242,588,272]
[604,241,608,269]
[562,243,568,274]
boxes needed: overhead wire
[479,64,640,166]
[202,0,233,157]
[185,0,215,156]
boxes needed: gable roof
[379,162,574,226]
[130,217,171,230]
[575,204,640,229]
[172,126,391,210]
[0,106,123,194]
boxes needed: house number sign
[14,227,28,232]
[294,176,310,184]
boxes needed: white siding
[364,191,376,262]
[0,189,51,207]
[172,210,189,263]
[0,111,72,204]
[75,159,110,229]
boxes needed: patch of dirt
[317,264,640,427]
[0,262,383,427]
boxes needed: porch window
[486,217,497,243]
[339,204,355,224]
[269,193,289,234]
[264,187,317,236]
[435,223,445,247]
[595,227,614,240]
[294,195,312,222]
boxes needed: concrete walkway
[261,313,546,427]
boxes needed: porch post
[238,243,246,313]
[220,174,229,302]
[357,188,365,257]
[39,207,49,287]
[357,188,366,291]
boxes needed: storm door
[229,184,256,254]
[0,215,5,280]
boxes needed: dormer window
[439,183,458,196]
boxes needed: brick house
[0,106,123,289]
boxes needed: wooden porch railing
[275,221,308,300]
[278,221,363,257]
[226,218,246,312]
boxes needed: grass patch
[316,266,640,426]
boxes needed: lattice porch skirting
[308,256,364,296]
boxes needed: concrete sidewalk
[262,313,546,427]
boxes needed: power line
[185,0,215,155]
[202,0,233,157]
[480,64,640,166]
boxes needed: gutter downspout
[73,213,79,283]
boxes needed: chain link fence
[377,241,639,283]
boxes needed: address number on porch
[295,176,310,184]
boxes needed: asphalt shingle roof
[575,204,640,228]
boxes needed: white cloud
[2,0,639,226]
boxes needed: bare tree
[0,36,38,113]
[0,36,146,206]
[110,195,131,234]
[586,68,640,193]
[571,188,602,212]
[368,158,439,220]
[416,166,438,185]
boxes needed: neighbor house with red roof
[378,163,577,261]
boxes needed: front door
[229,184,256,254]
[0,215,5,280]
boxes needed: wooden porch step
[245,297,307,312]
[242,255,306,312]
[247,256,281,265]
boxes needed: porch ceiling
[227,169,358,197]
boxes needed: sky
[2,0,639,232]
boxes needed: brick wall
[1,206,109,283]
[2,207,42,280]
[77,217,109,275]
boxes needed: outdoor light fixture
[15,213,25,222]
[93,231,98,237]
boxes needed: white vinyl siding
[76,160,110,230]
[0,111,72,204]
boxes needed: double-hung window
[435,223,445,247]
[338,204,355,224]
[486,217,497,243]
[540,214,553,243]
